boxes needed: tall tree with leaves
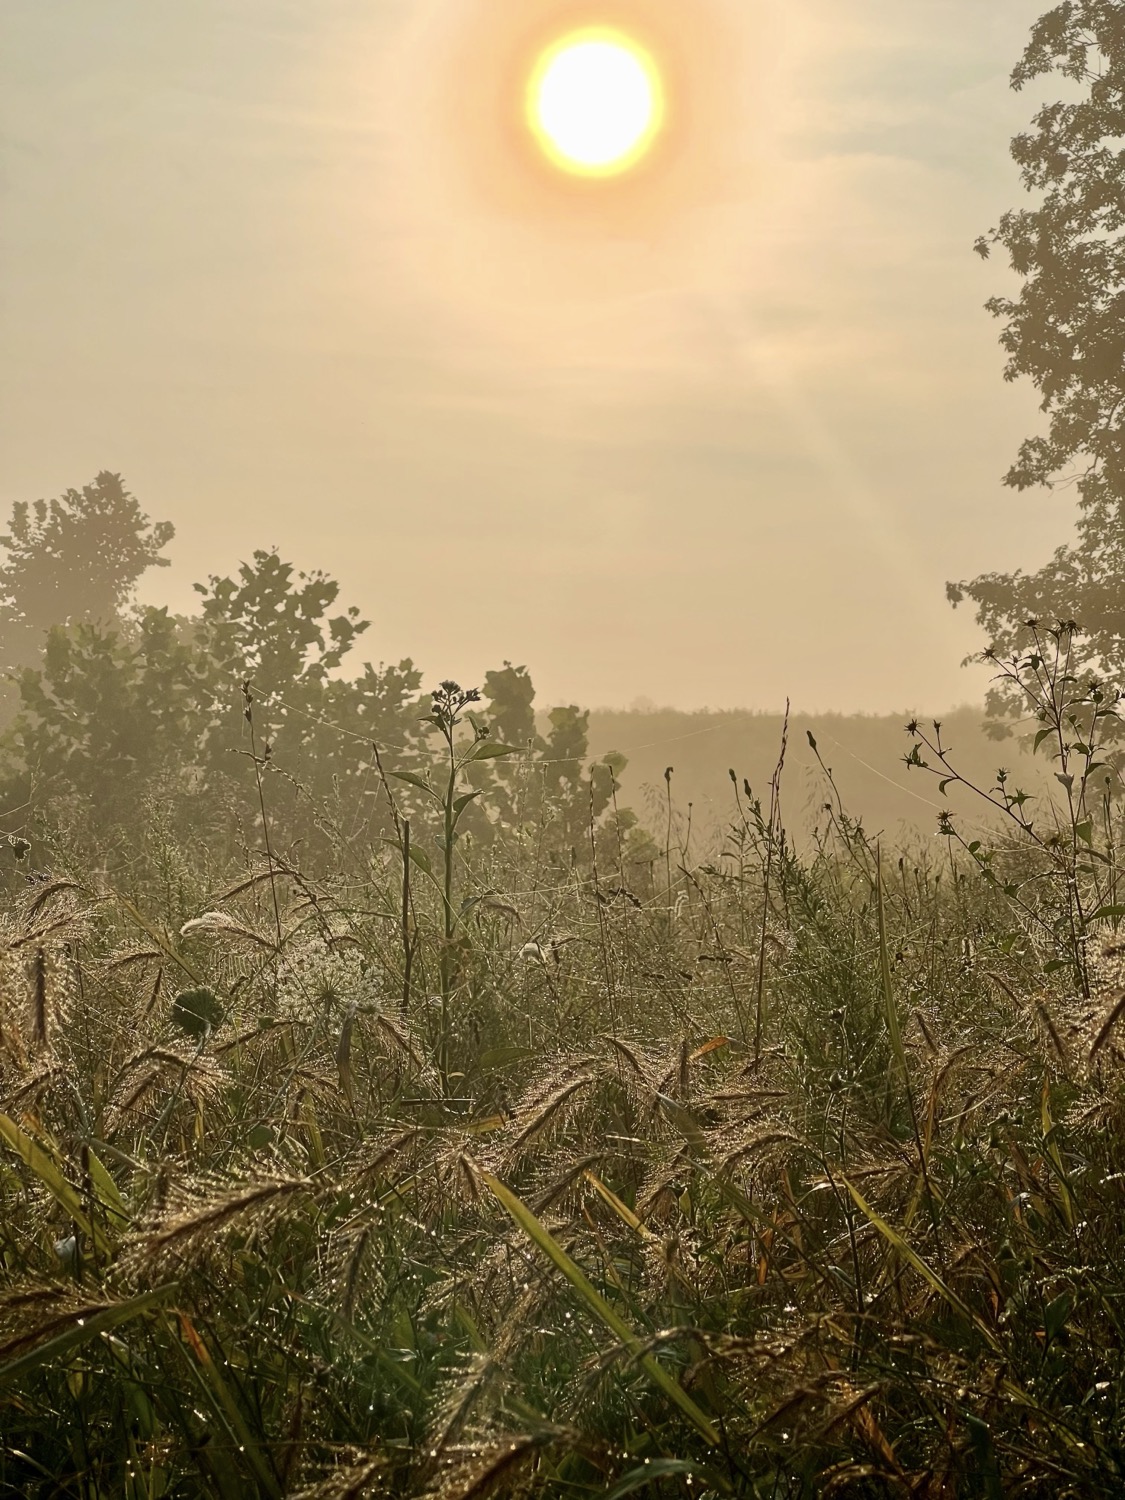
[0,472,174,676]
[948,2,1125,710]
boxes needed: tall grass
[1,645,1124,1497]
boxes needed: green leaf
[84,1146,131,1235]
[1075,820,1094,846]
[482,1172,721,1445]
[1088,904,1125,922]
[1033,728,1054,753]
[655,1094,712,1156]
[468,742,521,761]
[476,1045,536,1070]
[171,1313,284,1499]
[1043,1292,1073,1343]
[965,1413,1004,1500]
[406,844,433,878]
[453,791,482,818]
[390,770,439,799]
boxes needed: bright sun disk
[528,29,664,178]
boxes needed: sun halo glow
[527,29,664,178]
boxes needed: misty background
[1,0,1071,716]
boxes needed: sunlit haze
[0,0,1061,713]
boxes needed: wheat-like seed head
[288,1453,389,1500]
[0,1284,127,1365]
[128,1171,314,1271]
[104,1046,227,1134]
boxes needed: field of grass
[583,706,1060,852]
[1,660,1124,1498]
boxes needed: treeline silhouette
[0,473,650,880]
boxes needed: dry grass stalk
[30,948,49,1053]
[373,1011,426,1068]
[350,1128,427,1185]
[21,879,84,922]
[603,1034,647,1078]
[336,1224,381,1324]
[1089,988,1125,1061]
[718,1127,801,1174]
[531,1153,605,1214]
[106,1046,225,1131]
[8,913,78,950]
[180,911,279,950]
[2,1064,62,1111]
[424,1353,501,1462]
[104,946,163,972]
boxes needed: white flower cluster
[274,937,382,1025]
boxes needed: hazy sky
[0,0,1072,712]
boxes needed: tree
[0,546,428,857]
[459,670,633,860]
[481,662,545,756]
[194,549,368,694]
[0,608,214,833]
[0,472,174,676]
[948,2,1125,704]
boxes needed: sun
[527,28,665,178]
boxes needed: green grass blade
[171,1312,284,1499]
[85,1144,132,1235]
[604,1459,728,1497]
[584,1169,657,1242]
[0,1114,110,1256]
[875,851,908,1088]
[482,1172,721,1446]
[842,1176,999,1352]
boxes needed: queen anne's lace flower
[274,938,382,1025]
